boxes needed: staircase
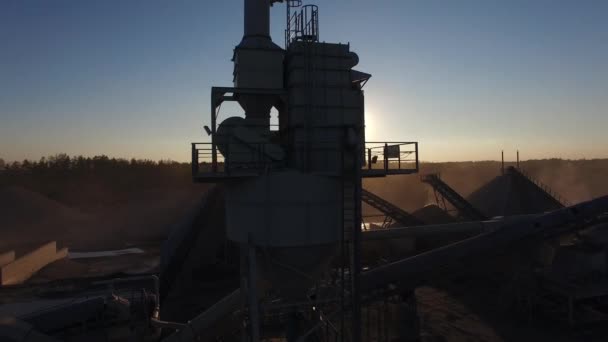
[361,189,423,227]
[421,174,487,221]
[507,166,569,207]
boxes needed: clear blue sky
[1,0,607,162]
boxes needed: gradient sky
[1,0,607,162]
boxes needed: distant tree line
[0,154,186,173]
[0,154,195,206]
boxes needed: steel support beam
[361,195,608,293]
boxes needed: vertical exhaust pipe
[244,0,271,40]
[232,0,283,134]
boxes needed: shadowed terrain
[0,156,606,278]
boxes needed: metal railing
[191,141,419,181]
[191,142,284,178]
[285,4,319,48]
[362,142,419,176]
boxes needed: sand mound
[0,186,86,226]
[467,169,563,218]
[0,184,207,252]
[0,186,88,249]
[413,204,456,225]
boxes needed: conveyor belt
[507,166,568,207]
[361,189,423,227]
[421,174,487,221]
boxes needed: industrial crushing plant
[180,1,608,340]
[188,0,419,340]
[2,1,608,341]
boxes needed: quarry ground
[1,159,608,341]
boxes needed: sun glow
[364,108,378,141]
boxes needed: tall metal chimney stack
[191,2,421,340]
[232,0,284,135]
[244,0,270,40]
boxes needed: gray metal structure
[159,197,608,340]
[189,0,419,340]
[1,275,162,341]
[361,195,608,292]
[182,1,608,340]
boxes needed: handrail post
[398,146,401,170]
[367,148,372,170]
[191,143,198,177]
[211,88,218,173]
[415,142,419,172]
[384,143,388,172]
